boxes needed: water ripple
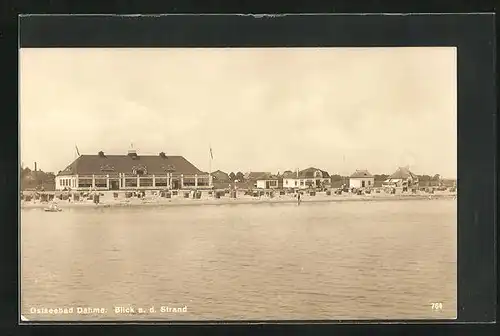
[21,199,456,321]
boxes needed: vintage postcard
[20,47,457,321]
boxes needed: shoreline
[21,193,456,210]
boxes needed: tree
[432,174,441,181]
[418,175,431,182]
[374,174,389,181]
[330,174,343,182]
[21,167,32,178]
[236,172,245,182]
[229,172,236,181]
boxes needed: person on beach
[297,192,301,205]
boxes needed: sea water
[21,199,457,321]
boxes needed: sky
[19,47,457,178]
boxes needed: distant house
[244,172,273,189]
[383,167,419,188]
[282,167,331,189]
[244,172,270,181]
[349,170,374,188]
[255,173,280,189]
[211,170,230,182]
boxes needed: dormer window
[100,164,115,172]
[132,164,147,175]
[162,164,176,172]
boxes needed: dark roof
[245,172,272,180]
[389,167,418,179]
[213,170,226,174]
[282,171,297,178]
[300,167,330,178]
[350,170,374,178]
[57,154,204,176]
[282,167,330,179]
[211,170,230,181]
[281,168,330,179]
[256,173,279,181]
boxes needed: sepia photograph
[20,47,457,321]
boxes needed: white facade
[256,179,279,189]
[349,177,374,189]
[283,177,330,189]
[55,173,212,191]
[55,175,79,190]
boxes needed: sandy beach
[20,190,456,210]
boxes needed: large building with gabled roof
[383,166,419,188]
[55,149,212,191]
[282,167,331,189]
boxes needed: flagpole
[209,144,212,188]
[343,154,346,187]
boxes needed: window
[300,180,304,186]
[183,177,196,186]
[78,179,92,188]
[155,177,168,187]
[295,181,298,186]
[139,178,154,187]
[197,178,209,186]
[368,180,371,186]
[269,180,277,187]
[95,178,107,188]
[285,180,288,185]
[100,164,115,172]
[132,166,148,175]
[125,178,138,187]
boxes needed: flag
[75,145,80,156]
[210,146,213,160]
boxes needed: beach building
[282,167,331,189]
[244,172,272,189]
[349,169,374,188]
[211,170,232,189]
[211,170,230,182]
[55,149,212,191]
[383,166,419,188]
[255,173,280,189]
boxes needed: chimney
[128,143,137,157]
[127,147,138,159]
